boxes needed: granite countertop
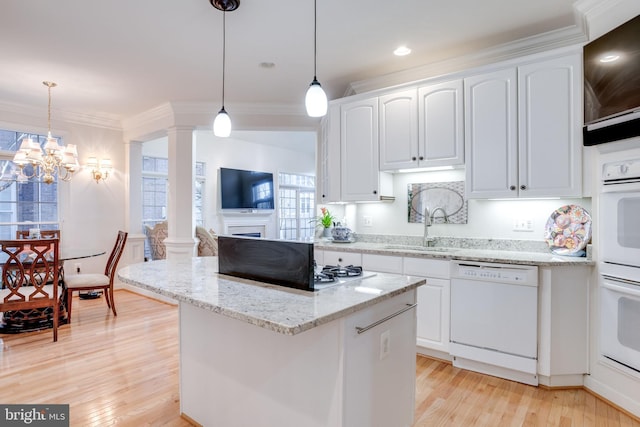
[315,237,595,267]
[118,257,425,336]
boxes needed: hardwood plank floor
[1,290,638,426]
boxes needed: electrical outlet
[380,330,390,360]
[513,218,534,232]
[363,216,373,227]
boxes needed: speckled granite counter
[117,256,425,335]
[315,238,594,267]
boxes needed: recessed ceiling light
[394,46,411,56]
[259,62,276,69]
[599,54,621,63]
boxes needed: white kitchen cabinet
[340,97,393,202]
[343,290,417,427]
[517,54,582,198]
[362,253,403,274]
[317,104,342,203]
[403,257,451,356]
[465,53,582,199]
[418,79,464,167]
[379,89,419,171]
[323,250,362,267]
[378,80,464,171]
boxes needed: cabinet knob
[509,185,516,191]
[373,190,377,195]
[419,156,424,160]
[520,185,527,190]
[412,157,417,161]
[338,258,343,263]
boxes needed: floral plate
[544,205,592,256]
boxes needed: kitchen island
[118,256,425,427]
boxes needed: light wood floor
[1,290,638,427]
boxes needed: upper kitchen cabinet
[465,53,582,199]
[379,81,464,171]
[317,104,342,203]
[341,97,393,202]
[418,80,464,167]
[379,89,419,170]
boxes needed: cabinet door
[341,98,380,201]
[418,79,464,167]
[317,104,342,203]
[416,278,450,353]
[517,54,582,198]
[379,89,419,171]
[464,68,518,199]
[343,291,417,427]
[403,257,451,354]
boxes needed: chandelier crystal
[12,81,79,184]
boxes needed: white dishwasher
[450,261,539,386]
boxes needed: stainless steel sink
[383,245,458,253]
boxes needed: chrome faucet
[430,206,450,224]
[423,207,435,247]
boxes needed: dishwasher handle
[355,303,417,334]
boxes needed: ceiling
[0,0,582,126]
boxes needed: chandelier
[12,81,79,184]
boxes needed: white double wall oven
[599,156,640,374]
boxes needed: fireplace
[224,223,267,238]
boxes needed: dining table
[0,244,106,334]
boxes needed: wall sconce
[86,157,112,183]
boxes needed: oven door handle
[602,279,640,298]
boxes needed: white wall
[0,110,127,275]
[143,130,316,238]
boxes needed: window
[0,129,60,239]
[278,172,315,240]
[142,156,206,257]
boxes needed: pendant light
[305,0,328,117]
[211,0,239,137]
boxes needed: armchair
[144,222,217,260]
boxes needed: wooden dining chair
[0,238,61,341]
[64,231,128,322]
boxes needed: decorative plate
[544,205,592,256]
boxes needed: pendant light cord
[313,0,317,80]
[221,10,226,108]
[47,83,53,134]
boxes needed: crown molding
[348,20,588,96]
[0,100,122,131]
[122,101,319,141]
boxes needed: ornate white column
[165,125,197,259]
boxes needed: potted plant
[315,207,335,238]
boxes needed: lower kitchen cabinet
[322,250,362,266]
[403,257,451,357]
[362,253,403,274]
[343,291,417,427]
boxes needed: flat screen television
[219,167,275,210]
[583,14,640,145]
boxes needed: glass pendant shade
[213,107,232,137]
[305,79,328,117]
